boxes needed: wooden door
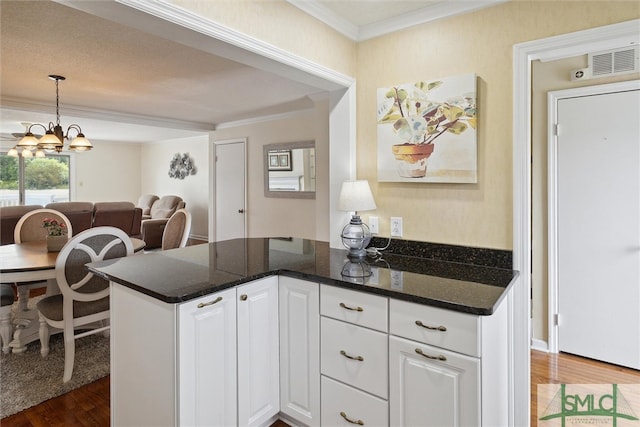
[556,87,640,369]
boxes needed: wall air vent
[588,45,639,78]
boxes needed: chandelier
[16,74,92,155]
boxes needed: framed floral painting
[377,73,477,183]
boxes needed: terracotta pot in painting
[391,143,434,178]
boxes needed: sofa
[140,195,185,249]
[0,201,142,245]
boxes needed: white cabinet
[389,336,480,426]
[179,287,237,427]
[237,277,280,427]
[320,286,390,426]
[279,277,320,427]
[389,298,509,427]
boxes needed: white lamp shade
[68,135,92,152]
[16,134,39,149]
[339,180,376,212]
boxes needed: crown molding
[287,0,508,42]
[1,97,215,132]
[215,107,315,130]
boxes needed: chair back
[55,226,133,303]
[149,195,184,220]
[162,209,192,250]
[14,208,73,243]
[137,194,159,217]
[0,205,41,245]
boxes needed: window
[0,153,71,206]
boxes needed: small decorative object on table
[43,218,67,252]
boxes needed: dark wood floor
[3,351,638,426]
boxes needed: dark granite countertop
[89,238,518,315]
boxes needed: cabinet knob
[240,294,248,301]
[340,411,364,425]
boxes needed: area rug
[0,324,110,418]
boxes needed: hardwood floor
[3,350,638,426]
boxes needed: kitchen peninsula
[91,237,517,427]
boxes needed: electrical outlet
[390,217,403,237]
[369,216,379,234]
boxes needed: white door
[178,288,237,427]
[556,87,640,369]
[279,277,320,427]
[237,276,280,427]
[214,139,246,242]
[389,335,480,426]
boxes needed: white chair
[36,226,133,382]
[161,208,192,250]
[14,208,73,311]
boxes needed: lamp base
[341,214,372,261]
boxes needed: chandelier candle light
[16,75,92,155]
[339,180,377,261]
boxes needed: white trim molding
[513,19,639,427]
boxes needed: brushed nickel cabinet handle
[340,350,364,362]
[415,320,447,332]
[197,296,222,308]
[339,302,363,312]
[240,294,248,301]
[415,348,447,361]
[340,411,364,425]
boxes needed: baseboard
[531,338,549,352]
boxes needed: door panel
[215,140,245,242]
[557,89,640,369]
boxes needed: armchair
[137,194,159,219]
[140,196,185,249]
[93,202,142,237]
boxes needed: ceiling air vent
[588,45,639,78]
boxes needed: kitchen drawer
[321,285,388,332]
[321,316,388,399]
[321,376,389,427]
[389,299,480,357]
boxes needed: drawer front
[321,317,388,399]
[321,376,389,427]
[321,285,388,332]
[389,299,480,357]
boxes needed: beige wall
[171,0,357,78]
[74,141,141,204]
[356,1,639,250]
[212,98,330,241]
[140,135,210,239]
[531,56,639,343]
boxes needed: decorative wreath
[168,153,197,180]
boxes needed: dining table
[0,237,145,353]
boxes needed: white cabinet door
[178,288,237,427]
[237,276,280,427]
[279,277,320,427]
[389,336,480,427]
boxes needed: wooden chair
[36,226,133,382]
[161,209,192,250]
[14,208,73,311]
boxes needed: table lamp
[339,180,376,260]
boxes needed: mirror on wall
[263,140,316,199]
